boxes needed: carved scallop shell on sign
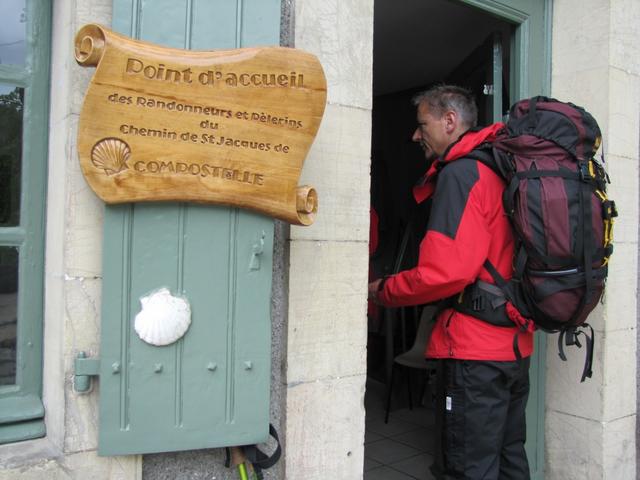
[91,138,131,175]
[134,288,191,346]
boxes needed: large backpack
[458,96,617,381]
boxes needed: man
[369,85,534,480]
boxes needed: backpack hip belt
[452,279,513,328]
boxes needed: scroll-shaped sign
[74,24,326,225]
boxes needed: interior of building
[365,1,513,478]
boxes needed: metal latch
[483,84,495,95]
[249,231,266,271]
[74,351,101,394]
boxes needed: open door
[366,1,549,479]
[447,32,509,124]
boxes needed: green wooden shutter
[0,0,51,444]
[98,0,280,456]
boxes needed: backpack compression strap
[481,259,533,361]
[558,325,594,383]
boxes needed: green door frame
[459,1,552,478]
[460,0,552,98]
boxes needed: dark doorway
[365,1,514,478]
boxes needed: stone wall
[547,0,639,478]
[0,0,371,478]
[0,0,141,478]
[3,1,637,479]
[283,1,373,478]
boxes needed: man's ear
[443,110,458,134]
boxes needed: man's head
[411,85,478,158]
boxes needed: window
[0,0,50,444]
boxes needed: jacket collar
[413,122,505,204]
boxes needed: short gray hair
[412,85,478,129]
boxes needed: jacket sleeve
[379,159,491,307]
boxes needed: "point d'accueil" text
[125,58,305,89]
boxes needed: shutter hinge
[74,351,101,394]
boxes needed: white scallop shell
[134,288,191,346]
[91,138,131,175]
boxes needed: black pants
[432,358,531,480]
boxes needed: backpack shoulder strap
[466,145,515,181]
[468,146,498,171]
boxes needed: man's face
[412,102,449,159]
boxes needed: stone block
[0,450,140,480]
[287,240,368,383]
[546,319,636,423]
[65,117,105,277]
[606,155,638,245]
[551,69,609,133]
[63,276,102,357]
[76,0,113,32]
[607,68,640,160]
[285,374,366,480]
[546,329,604,418]
[63,380,101,454]
[552,0,610,76]
[602,329,636,421]
[295,0,373,109]
[0,437,60,470]
[545,410,604,480]
[545,409,636,480]
[70,64,95,116]
[602,413,636,479]
[65,451,141,480]
[602,242,637,332]
[585,301,605,332]
[42,1,88,453]
[611,0,640,75]
[291,103,371,243]
[42,276,66,448]
[62,276,102,453]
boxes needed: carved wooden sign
[74,24,326,225]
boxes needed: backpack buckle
[471,294,484,311]
[578,162,593,182]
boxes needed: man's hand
[368,279,383,304]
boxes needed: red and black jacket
[379,124,534,361]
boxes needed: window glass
[0,1,27,66]
[0,85,23,227]
[0,246,18,386]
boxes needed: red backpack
[457,97,616,381]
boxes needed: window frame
[0,0,51,444]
